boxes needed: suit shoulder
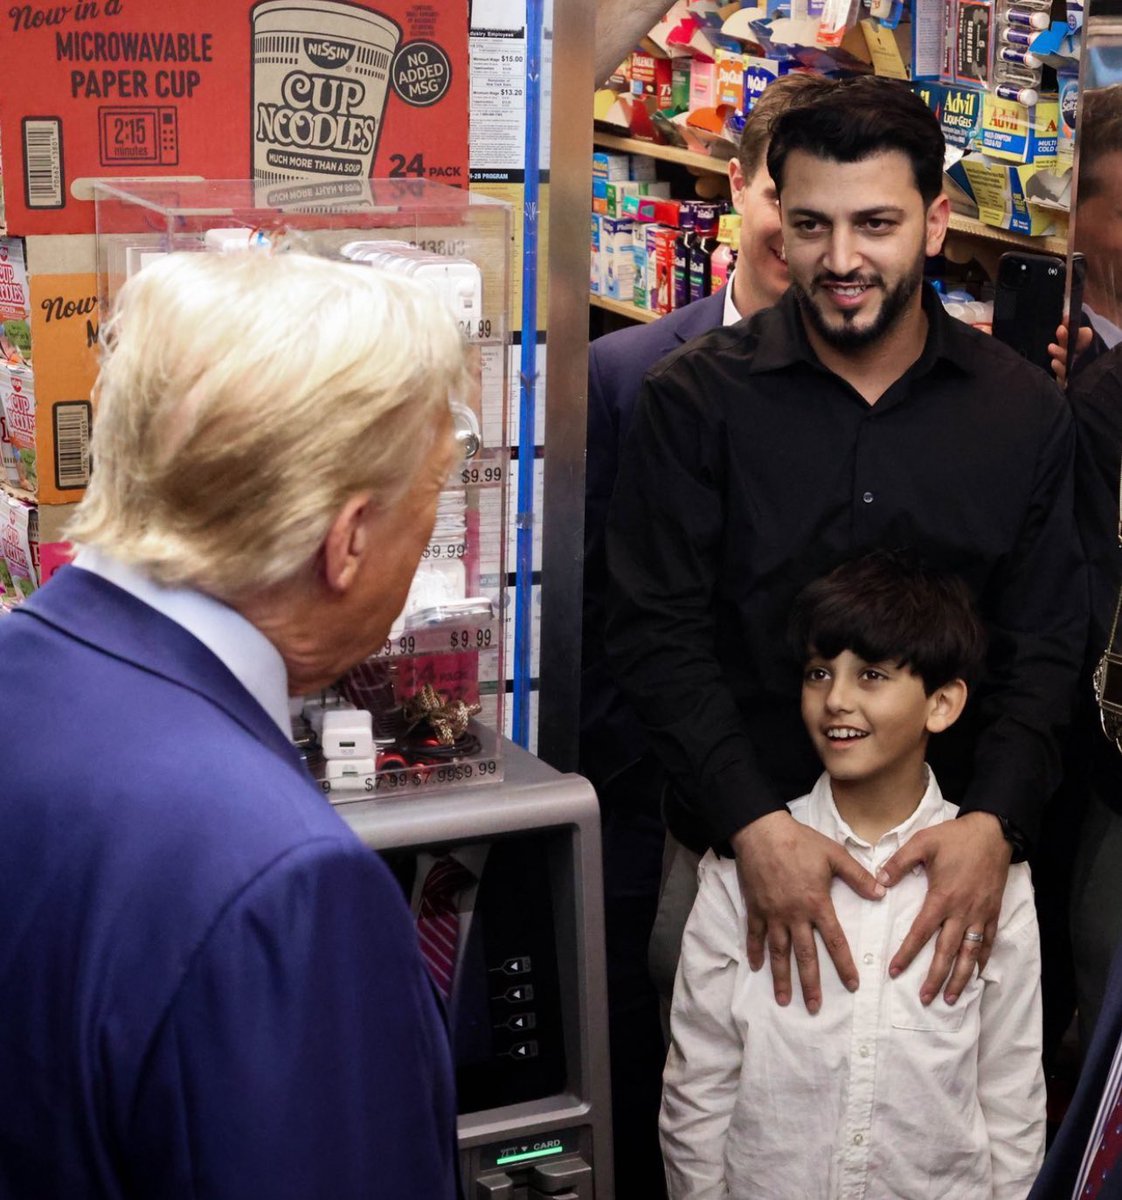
[644,319,757,388]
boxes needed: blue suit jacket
[1031,941,1122,1199]
[0,567,459,1199]
[582,289,729,788]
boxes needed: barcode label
[53,401,91,490]
[22,117,64,211]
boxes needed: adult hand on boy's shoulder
[731,811,886,1015]
[879,811,1012,1006]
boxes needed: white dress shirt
[721,272,742,327]
[661,769,1044,1200]
[71,546,292,737]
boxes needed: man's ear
[925,677,968,734]
[320,492,375,594]
[925,192,951,259]
[728,157,747,214]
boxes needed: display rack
[94,178,512,799]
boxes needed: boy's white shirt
[660,768,1044,1200]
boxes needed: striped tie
[417,856,474,1001]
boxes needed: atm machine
[340,740,613,1200]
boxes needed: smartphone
[992,251,1066,372]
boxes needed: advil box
[0,0,468,235]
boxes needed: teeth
[832,286,867,296]
[826,728,867,740]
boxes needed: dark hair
[1077,84,1122,205]
[736,73,837,178]
[789,549,986,693]
[765,76,946,207]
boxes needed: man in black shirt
[606,77,1085,1016]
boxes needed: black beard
[795,258,925,351]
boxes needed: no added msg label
[391,39,451,107]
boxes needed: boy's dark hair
[765,76,946,207]
[790,549,986,694]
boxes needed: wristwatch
[995,814,1029,864]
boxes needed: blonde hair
[68,251,467,602]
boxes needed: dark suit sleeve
[605,363,786,842]
[127,838,459,1200]
[957,378,1087,846]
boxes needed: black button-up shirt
[605,285,1086,852]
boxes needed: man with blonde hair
[0,251,467,1199]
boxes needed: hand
[730,811,885,1014]
[1048,320,1094,388]
[878,811,1012,1005]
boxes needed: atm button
[508,1040,539,1060]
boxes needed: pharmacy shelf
[946,212,1067,257]
[589,293,660,324]
[594,131,731,174]
[593,132,1069,257]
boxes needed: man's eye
[862,218,894,233]
[793,219,822,234]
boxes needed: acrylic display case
[94,178,511,797]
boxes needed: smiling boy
[660,551,1045,1200]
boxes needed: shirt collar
[71,546,292,738]
[1085,303,1122,350]
[746,283,976,381]
[804,766,945,856]
[722,273,742,327]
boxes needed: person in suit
[1030,939,1122,1199]
[581,73,833,1198]
[0,251,468,1199]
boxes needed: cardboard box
[714,49,746,107]
[630,52,675,110]
[951,152,1059,236]
[913,80,983,149]
[690,57,719,111]
[37,499,75,586]
[13,235,99,504]
[981,95,1058,163]
[950,0,992,86]
[0,365,36,492]
[590,213,601,296]
[600,217,636,301]
[741,57,799,112]
[0,1,469,236]
[0,237,31,365]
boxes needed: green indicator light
[496,1146,566,1166]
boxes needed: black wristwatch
[995,814,1029,864]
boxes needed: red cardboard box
[0,0,468,235]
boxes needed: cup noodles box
[2,496,39,601]
[0,237,31,366]
[0,365,36,492]
[0,0,468,235]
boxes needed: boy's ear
[925,678,968,734]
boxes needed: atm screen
[380,832,568,1115]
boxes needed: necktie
[417,856,474,1001]
[1084,1081,1122,1197]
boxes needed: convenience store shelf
[589,293,660,323]
[593,131,1070,256]
[594,130,731,174]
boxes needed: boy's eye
[804,666,830,682]
[860,668,888,682]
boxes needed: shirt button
[862,491,874,504]
[853,1134,864,1145]
[859,1045,870,1058]
[863,953,874,965]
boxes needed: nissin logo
[303,38,354,68]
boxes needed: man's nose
[823,226,861,278]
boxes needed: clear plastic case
[94,178,510,797]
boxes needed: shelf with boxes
[592,0,1078,325]
[87,178,514,798]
